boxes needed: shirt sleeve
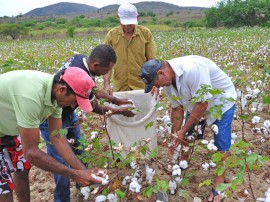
[145,29,156,60]
[185,64,213,102]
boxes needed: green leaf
[115,189,126,198]
[171,95,182,101]
[262,94,270,104]
[258,156,270,164]
[178,189,190,199]
[199,179,212,187]
[210,88,224,95]
[216,183,232,192]
[101,187,109,195]
[179,178,189,186]
[209,104,223,120]
[145,121,154,130]
[246,153,258,165]
[212,152,224,163]
[143,186,153,198]
[150,147,159,159]
[216,166,225,176]
[236,140,251,149]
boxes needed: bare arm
[104,70,113,95]
[19,127,104,186]
[94,89,133,106]
[171,105,185,133]
[47,116,85,170]
[177,102,208,138]
[91,98,136,117]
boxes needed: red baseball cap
[61,67,95,112]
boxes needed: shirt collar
[83,57,95,78]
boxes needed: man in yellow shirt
[104,3,156,93]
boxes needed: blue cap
[139,59,163,93]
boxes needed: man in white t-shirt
[139,56,237,202]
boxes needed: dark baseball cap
[139,59,163,93]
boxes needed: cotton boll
[211,124,219,134]
[129,178,142,192]
[169,180,177,195]
[260,127,268,135]
[231,139,235,144]
[202,162,210,171]
[95,195,107,202]
[172,168,181,176]
[145,165,155,184]
[252,88,260,97]
[250,107,257,113]
[187,135,195,141]
[174,176,182,183]
[265,188,270,197]
[81,187,90,200]
[264,120,270,129]
[231,133,237,139]
[209,161,216,168]
[201,140,209,145]
[130,162,138,170]
[179,160,188,169]
[252,116,260,124]
[90,131,98,140]
[107,193,118,202]
[122,176,131,186]
[172,165,180,170]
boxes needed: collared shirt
[104,25,156,92]
[163,55,237,125]
[0,70,62,137]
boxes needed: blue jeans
[185,111,206,139]
[213,105,236,151]
[39,112,82,202]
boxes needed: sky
[0,0,218,17]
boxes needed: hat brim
[144,80,154,93]
[76,95,93,112]
[120,17,138,25]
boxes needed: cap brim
[144,80,154,93]
[76,95,93,112]
[120,17,138,25]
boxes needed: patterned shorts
[0,136,31,194]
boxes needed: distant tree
[205,0,270,27]
[67,26,75,38]
[0,24,28,40]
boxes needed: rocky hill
[24,1,206,17]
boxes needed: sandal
[208,187,225,202]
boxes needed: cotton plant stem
[244,152,256,202]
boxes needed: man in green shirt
[0,67,107,201]
[104,3,156,93]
